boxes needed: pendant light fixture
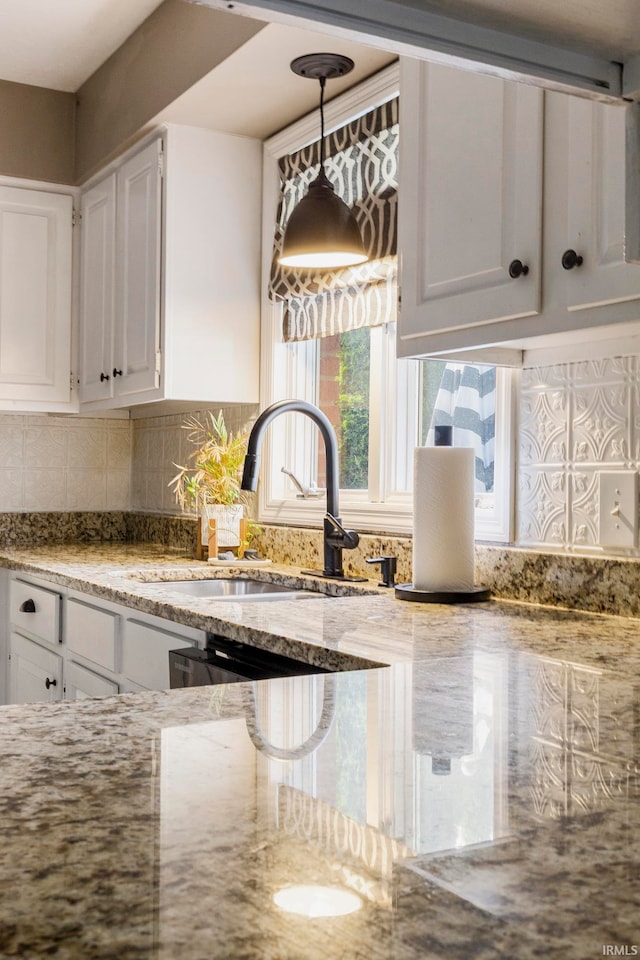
[278,53,369,270]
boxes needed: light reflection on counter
[156,647,640,958]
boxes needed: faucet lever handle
[325,513,359,551]
[366,555,397,587]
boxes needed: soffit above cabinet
[150,21,395,140]
[191,0,640,100]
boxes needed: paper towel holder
[394,583,491,604]
[404,423,491,603]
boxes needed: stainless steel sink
[156,577,322,601]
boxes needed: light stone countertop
[0,543,639,958]
[2,541,640,672]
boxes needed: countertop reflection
[0,646,637,959]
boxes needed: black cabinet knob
[100,372,110,382]
[561,249,584,270]
[45,677,57,690]
[508,259,529,279]
[19,598,36,613]
[112,368,123,378]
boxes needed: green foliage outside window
[337,327,370,489]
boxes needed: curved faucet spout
[242,400,339,515]
[241,400,360,580]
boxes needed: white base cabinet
[64,662,119,700]
[9,632,62,704]
[4,572,206,705]
[78,124,261,411]
[123,619,199,692]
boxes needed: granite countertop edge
[3,543,640,676]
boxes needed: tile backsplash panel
[130,404,258,514]
[519,355,640,553]
[1,355,639,563]
[0,415,131,512]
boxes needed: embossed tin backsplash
[519,355,640,553]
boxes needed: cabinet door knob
[112,368,123,378]
[508,259,529,279]
[45,677,57,690]
[561,249,584,270]
[19,598,36,613]
[100,372,110,382]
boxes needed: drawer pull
[45,677,57,690]
[19,598,36,613]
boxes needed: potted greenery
[169,410,252,556]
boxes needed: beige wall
[74,0,265,182]
[0,2,264,186]
[0,80,74,184]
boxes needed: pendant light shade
[278,54,369,271]
[279,170,368,268]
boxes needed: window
[259,63,514,542]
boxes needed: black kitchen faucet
[241,399,364,580]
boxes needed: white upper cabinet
[114,139,162,402]
[544,92,640,315]
[398,59,543,356]
[78,125,261,410]
[79,174,116,403]
[398,59,640,361]
[0,186,73,409]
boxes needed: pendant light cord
[319,76,326,170]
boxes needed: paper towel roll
[412,446,475,592]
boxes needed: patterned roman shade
[270,97,399,342]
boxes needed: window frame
[258,61,515,543]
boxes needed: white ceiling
[0,0,166,91]
[0,0,394,141]
[153,23,395,139]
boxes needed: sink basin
[155,577,322,601]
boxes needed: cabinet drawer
[123,620,194,691]
[9,579,61,646]
[66,598,119,672]
[65,662,119,700]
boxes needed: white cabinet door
[398,59,543,358]
[0,186,72,405]
[114,138,162,401]
[548,93,640,313]
[78,174,116,403]
[65,661,118,700]
[123,620,194,691]
[9,632,62,704]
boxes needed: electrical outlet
[598,471,638,548]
